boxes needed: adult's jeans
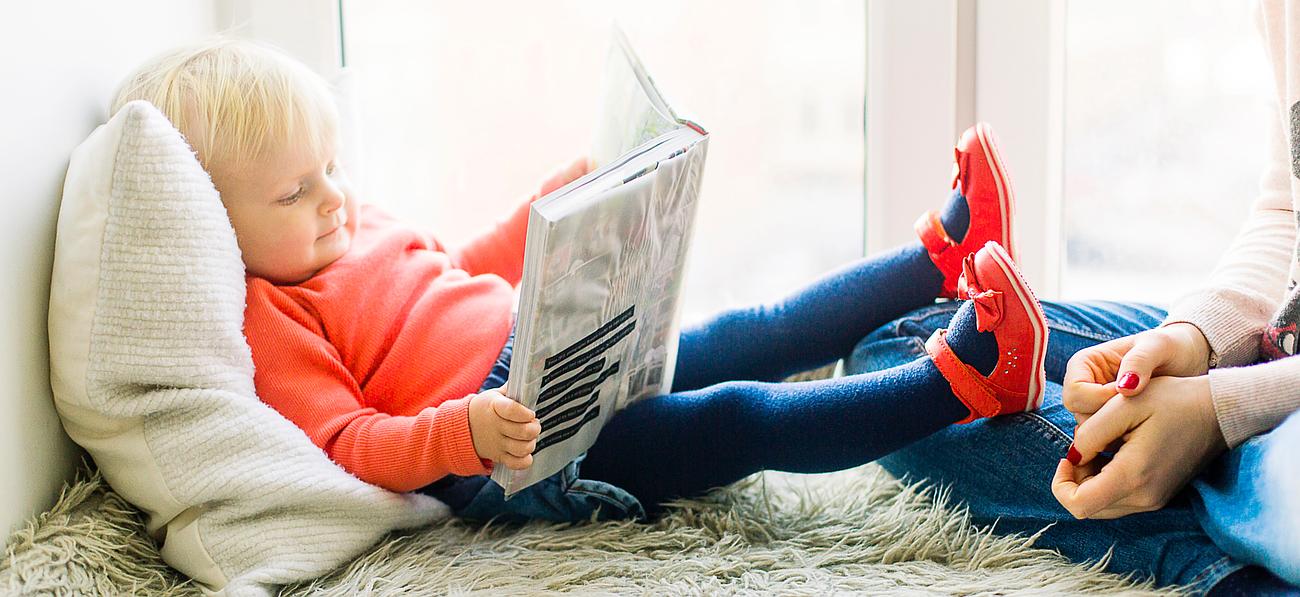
[850,299,1247,594]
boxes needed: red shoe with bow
[925,241,1047,423]
[915,122,1016,299]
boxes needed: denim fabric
[1193,411,1300,587]
[850,299,1243,594]
[417,325,646,523]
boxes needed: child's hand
[468,388,541,470]
[537,156,593,197]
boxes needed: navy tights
[581,241,991,512]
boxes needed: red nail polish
[1067,444,1082,465]
[1118,372,1139,391]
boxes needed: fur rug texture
[2,462,1178,596]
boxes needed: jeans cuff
[1186,556,1245,596]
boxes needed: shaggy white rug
[3,462,1177,596]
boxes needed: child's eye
[277,188,304,205]
[325,162,337,176]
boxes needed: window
[1061,0,1272,304]
[342,1,865,324]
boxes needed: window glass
[1062,0,1273,304]
[343,1,865,323]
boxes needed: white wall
[0,2,219,537]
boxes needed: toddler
[111,39,1047,522]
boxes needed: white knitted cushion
[47,100,447,597]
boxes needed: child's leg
[583,349,970,512]
[585,243,1047,512]
[674,122,1018,392]
[671,242,942,391]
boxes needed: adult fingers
[1052,455,1135,519]
[491,395,536,423]
[1071,395,1148,466]
[1070,440,1159,519]
[501,419,542,441]
[1115,332,1176,396]
[1062,336,1133,415]
[1063,378,1117,418]
[1051,457,1103,518]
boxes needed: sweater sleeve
[245,283,491,492]
[1208,355,1300,448]
[446,194,536,286]
[1162,100,1295,368]
[446,158,591,285]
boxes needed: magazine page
[591,28,681,168]
[492,137,708,496]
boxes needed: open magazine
[490,28,709,496]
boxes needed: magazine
[490,28,709,496]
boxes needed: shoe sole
[984,242,1047,411]
[974,123,1016,264]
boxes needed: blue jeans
[1193,407,1300,587]
[850,299,1244,594]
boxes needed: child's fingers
[501,419,541,441]
[498,453,534,471]
[491,396,535,423]
[503,437,537,458]
[538,157,592,196]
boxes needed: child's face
[207,138,359,284]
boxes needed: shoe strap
[925,328,1002,424]
[914,210,953,261]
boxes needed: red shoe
[915,122,1016,299]
[925,241,1046,424]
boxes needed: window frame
[865,0,1065,297]
[246,0,1070,293]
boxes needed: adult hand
[1052,375,1227,519]
[1062,323,1212,425]
[468,388,542,470]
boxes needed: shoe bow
[969,289,1004,332]
[958,253,1004,332]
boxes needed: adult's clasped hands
[1052,322,1229,519]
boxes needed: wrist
[1187,375,1228,454]
[1163,322,1213,375]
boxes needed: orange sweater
[244,201,531,492]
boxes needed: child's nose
[319,184,346,215]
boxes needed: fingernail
[1066,443,1082,465]
[1117,372,1139,391]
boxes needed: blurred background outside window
[343,0,1274,316]
[343,1,866,325]
[1062,0,1272,304]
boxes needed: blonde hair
[111,38,338,169]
